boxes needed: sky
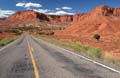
[0,0,120,17]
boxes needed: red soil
[0,33,16,38]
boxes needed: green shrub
[87,47,102,58]
[82,45,91,52]
[0,38,16,46]
[93,34,100,41]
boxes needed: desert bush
[87,47,102,58]
[93,34,100,41]
[50,38,59,44]
[61,42,102,58]
[0,37,16,46]
[105,52,120,66]
[68,42,82,51]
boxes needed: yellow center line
[27,40,40,78]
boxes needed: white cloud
[16,2,42,8]
[55,6,72,11]
[0,9,15,17]
[25,2,42,8]
[16,2,25,7]
[33,9,49,13]
[56,8,61,10]
[62,6,72,10]
[47,10,74,15]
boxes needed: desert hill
[55,5,120,59]
[55,5,120,39]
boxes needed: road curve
[0,34,120,78]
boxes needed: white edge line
[60,47,120,74]
[0,36,21,52]
[35,37,120,74]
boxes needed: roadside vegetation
[36,35,102,59]
[0,37,17,46]
[104,52,120,66]
[36,35,120,67]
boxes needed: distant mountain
[0,10,76,29]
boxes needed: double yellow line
[27,40,40,78]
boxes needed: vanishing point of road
[0,34,120,78]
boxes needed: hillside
[55,5,120,59]
[55,5,120,38]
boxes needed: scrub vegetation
[0,37,17,46]
[36,35,120,67]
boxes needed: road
[0,34,120,78]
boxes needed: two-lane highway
[0,34,120,78]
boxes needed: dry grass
[104,52,120,66]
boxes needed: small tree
[93,34,100,41]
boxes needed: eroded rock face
[91,5,120,17]
[91,5,114,16]
[72,14,83,22]
[113,8,120,16]
[9,10,37,21]
[48,15,75,23]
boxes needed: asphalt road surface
[0,34,120,78]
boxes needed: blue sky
[0,0,120,17]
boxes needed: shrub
[81,45,91,52]
[0,38,16,46]
[105,52,120,66]
[87,47,102,58]
[93,34,100,41]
